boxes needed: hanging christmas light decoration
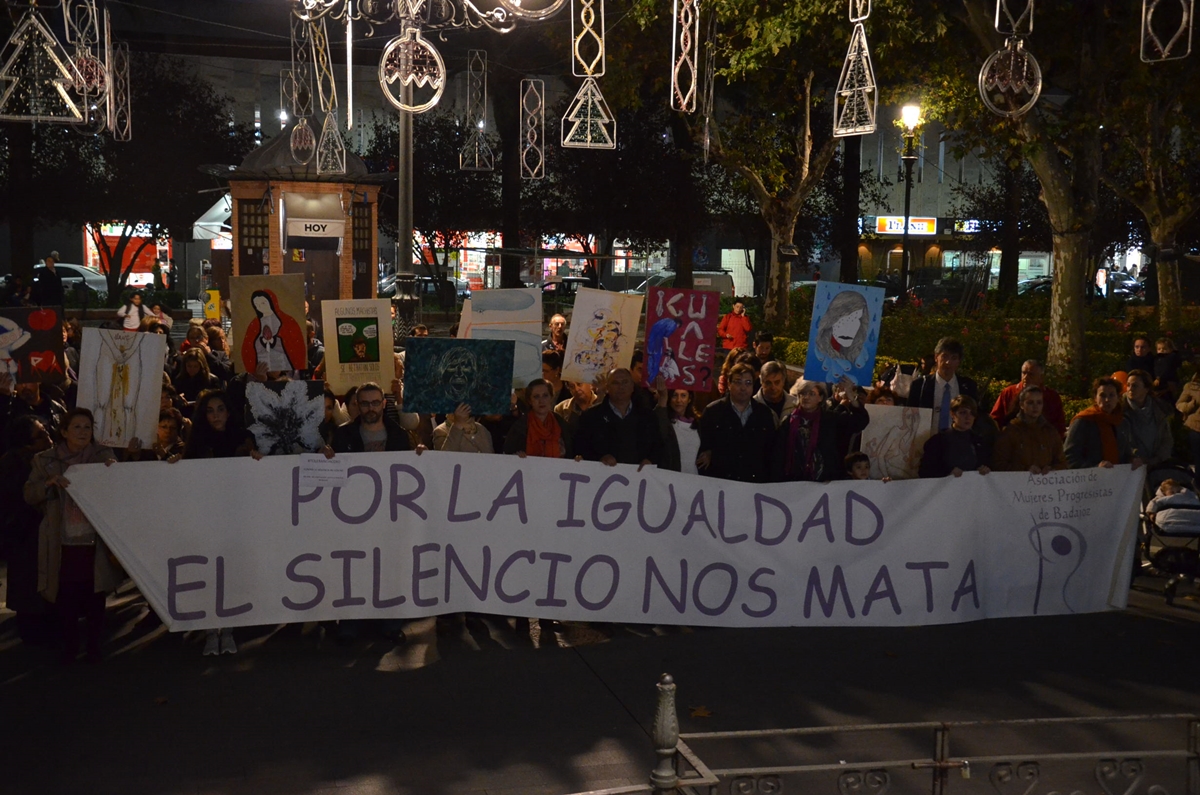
[670,0,699,113]
[459,49,494,171]
[520,78,545,179]
[562,0,615,149]
[833,0,877,137]
[1140,0,1193,62]
[0,5,84,123]
[978,0,1041,118]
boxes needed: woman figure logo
[813,290,872,381]
[1028,520,1088,614]
[243,289,305,373]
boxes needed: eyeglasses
[359,399,384,409]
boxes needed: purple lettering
[643,557,687,614]
[495,549,536,603]
[557,472,590,528]
[390,464,427,521]
[637,479,677,533]
[574,555,620,611]
[845,491,884,546]
[742,567,777,618]
[215,556,252,618]
[292,467,323,527]
[906,561,950,613]
[412,543,441,607]
[754,493,791,545]
[331,466,382,524]
[681,491,717,538]
[487,471,528,523]
[282,553,325,611]
[331,550,367,608]
[167,555,208,621]
[445,544,491,603]
[372,547,406,608]
[692,562,738,617]
[447,464,481,522]
[592,474,631,531]
[535,552,572,607]
[861,565,901,616]
[804,565,856,618]
[951,560,979,612]
[798,494,834,543]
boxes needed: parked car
[1017,277,1053,296]
[2,263,109,303]
[623,270,735,297]
[542,276,593,301]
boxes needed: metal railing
[565,676,1199,795]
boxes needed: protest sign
[77,328,168,447]
[643,287,718,391]
[246,380,325,455]
[321,299,395,395]
[0,305,64,384]
[804,282,886,386]
[562,288,644,383]
[67,455,1142,632]
[860,405,934,481]
[229,275,307,374]
[467,288,542,388]
[402,337,515,415]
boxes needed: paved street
[1,570,1198,795]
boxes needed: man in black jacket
[574,368,660,466]
[329,382,412,453]
[30,253,64,308]
[0,376,66,455]
[697,362,775,482]
[906,336,979,432]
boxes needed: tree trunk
[1154,229,1182,329]
[839,136,862,284]
[998,161,1021,300]
[6,123,35,281]
[1047,230,1089,382]
[673,228,694,290]
[763,219,795,327]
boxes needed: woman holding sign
[24,408,122,663]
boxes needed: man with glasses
[989,359,1065,437]
[329,382,412,453]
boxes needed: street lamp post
[899,104,920,303]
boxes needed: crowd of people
[0,292,1188,663]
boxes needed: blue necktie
[939,382,952,431]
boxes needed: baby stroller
[1139,463,1200,605]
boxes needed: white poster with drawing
[467,288,542,388]
[561,288,644,384]
[860,404,935,481]
[77,328,168,448]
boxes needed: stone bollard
[650,673,679,794]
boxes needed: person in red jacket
[717,301,753,350]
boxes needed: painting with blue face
[803,282,885,386]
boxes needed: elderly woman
[771,377,869,482]
[24,408,122,663]
[434,402,495,454]
[1123,369,1173,467]
[504,379,571,458]
[1064,377,1141,469]
[992,386,1066,474]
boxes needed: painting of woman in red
[240,289,306,373]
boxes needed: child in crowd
[844,451,890,482]
[1145,478,1200,533]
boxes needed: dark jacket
[653,406,689,473]
[503,413,572,457]
[771,403,869,482]
[30,266,63,307]
[697,396,776,482]
[331,416,412,454]
[574,400,661,465]
[918,428,993,477]
[1063,413,1134,469]
[905,373,980,409]
[0,393,66,456]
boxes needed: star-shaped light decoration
[247,380,325,455]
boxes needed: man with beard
[329,382,412,453]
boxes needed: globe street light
[899,104,921,303]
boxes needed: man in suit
[906,337,979,433]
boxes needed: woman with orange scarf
[504,379,571,458]
[1064,377,1141,469]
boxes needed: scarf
[525,412,562,458]
[1073,405,1123,464]
[785,408,822,480]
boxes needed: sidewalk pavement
[1,573,1198,795]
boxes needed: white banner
[65,455,1144,632]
